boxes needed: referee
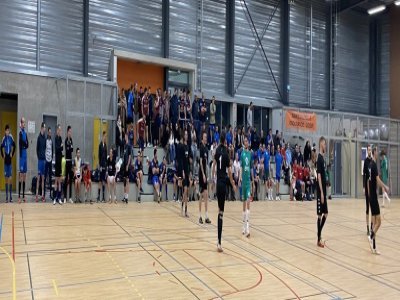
[213,131,236,253]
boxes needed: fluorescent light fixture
[395,0,400,6]
[368,5,386,15]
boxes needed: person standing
[122,133,132,204]
[263,144,272,200]
[36,122,46,202]
[239,136,252,237]
[18,118,29,203]
[63,126,74,204]
[107,148,117,204]
[181,130,192,216]
[74,148,82,203]
[54,125,63,205]
[199,131,211,224]
[247,102,253,129]
[44,127,53,201]
[213,131,236,252]
[97,131,107,203]
[368,147,390,255]
[275,145,283,201]
[209,96,216,144]
[380,150,391,207]
[363,145,372,235]
[316,137,328,248]
[1,124,16,203]
[142,88,150,147]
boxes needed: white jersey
[75,157,82,176]
[233,160,241,179]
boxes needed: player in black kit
[316,136,328,248]
[212,131,236,253]
[363,145,372,235]
[368,147,389,255]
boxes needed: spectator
[119,88,127,130]
[209,96,216,144]
[192,94,200,144]
[304,140,312,164]
[127,86,134,125]
[266,129,273,146]
[141,88,150,147]
[235,127,242,152]
[286,142,292,166]
[247,102,253,129]
[116,115,123,158]
[226,125,233,147]
[214,126,220,145]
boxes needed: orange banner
[285,110,317,132]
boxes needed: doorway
[0,93,18,191]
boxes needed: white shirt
[233,160,241,179]
[247,107,253,128]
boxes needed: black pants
[365,190,370,215]
[64,162,73,199]
[44,161,52,197]
[217,181,226,212]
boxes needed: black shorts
[55,158,62,177]
[199,175,207,192]
[183,175,190,187]
[370,195,380,216]
[127,116,133,124]
[217,181,226,212]
[100,168,107,182]
[317,193,328,215]
[145,115,150,126]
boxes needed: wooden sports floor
[0,198,400,300]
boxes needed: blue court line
[0,213,3,243]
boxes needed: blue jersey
[20,129,28,159]
[263,151,270,171]
[226,132,232,146]
[214,132,220,144]
[257,149,263,161]
[275,153,283,176]
[151,160,159,179]
[127,91,134,118]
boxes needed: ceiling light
[395,0,400,6]
[368,5,386,14]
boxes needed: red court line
[12,211,15,262]
[183,249,239,293]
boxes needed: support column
[226,0,235,96]
[369,19,378,115]
[280,0,289,105]
[83,0,89,77]
[162,0,170,91]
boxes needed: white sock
[246,209,250,231]
[242,211,246,222]
[205,212,208,219]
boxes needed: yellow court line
[0,246,16,300]
[52,279,59,296]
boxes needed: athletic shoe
[217,243,223,253]
[246,231,250,238]
[242,224,246,235]
[368,236,374,253]
[373,249,381,255]
[23,198,26,203]
[9,199,13,203]
[18,198,21,204]
[64,198,67,204]
[35,195,39,203]
[265,196,268,201]
[69,198,74,204]
[205,218,211,224]
[58,200,63,205]
[42,196,45,202]
[53,199,56,205]
[199,217,203,224]
[317,241,325,248]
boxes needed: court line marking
[27,253,35,300]
[0,246,16,300]
[21,209,27,244]
[52,279,59,296]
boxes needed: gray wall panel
[201,0,226,95]
[289,0,328,109]
[334,11,369,114]
[88,0,163,78]
[234,0,281,102]
[379,17,390,117]
[40,0,84,74]
[0,0,37,71]
[169,0,197,64]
